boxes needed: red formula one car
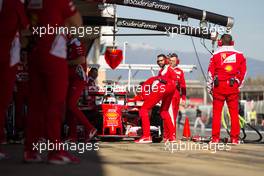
[80,81,163,142]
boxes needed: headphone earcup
[165,58,169,65]
[218,38,234,47]
[218,40,223,47]
[176,59,180,65]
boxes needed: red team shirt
[67,38,87,80]
[27,0,77,48]
[173,67,186,100]
[134,65,177,101]
[207,46,247,94]
[157,65,177,85]
[0,0,28,61]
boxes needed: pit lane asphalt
[1,141,263,176]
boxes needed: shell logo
[225,65,233,72]
[106,112,119,118]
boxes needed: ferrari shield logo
[221,53,227,60]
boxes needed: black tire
[152,136,163,143]
[150,106,163,128]
[150,106,163,143]
[99,137,123,142]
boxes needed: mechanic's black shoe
[135,136,152,144]
[13,131,24,144]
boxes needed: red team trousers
[25,48,68,150]
[169,90,181,137]
[207,46,247,141]
[140,83,175,138]
[66,67,94,140]
[0,60,17,142]
[15,82,29,131]
[212,82,240,140]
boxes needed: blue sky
[116,0,264,60]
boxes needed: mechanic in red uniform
[86,68,99,111]
[128,77,160,103]
[66,37,97,142]
[128,85,144,103]
[0,0,29,159]
[85,68,103,132]
[15,49,29,136]
[164,53,186,141]
[25,0,82,164]
[135,54,177,143]
[207,34,247,144]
